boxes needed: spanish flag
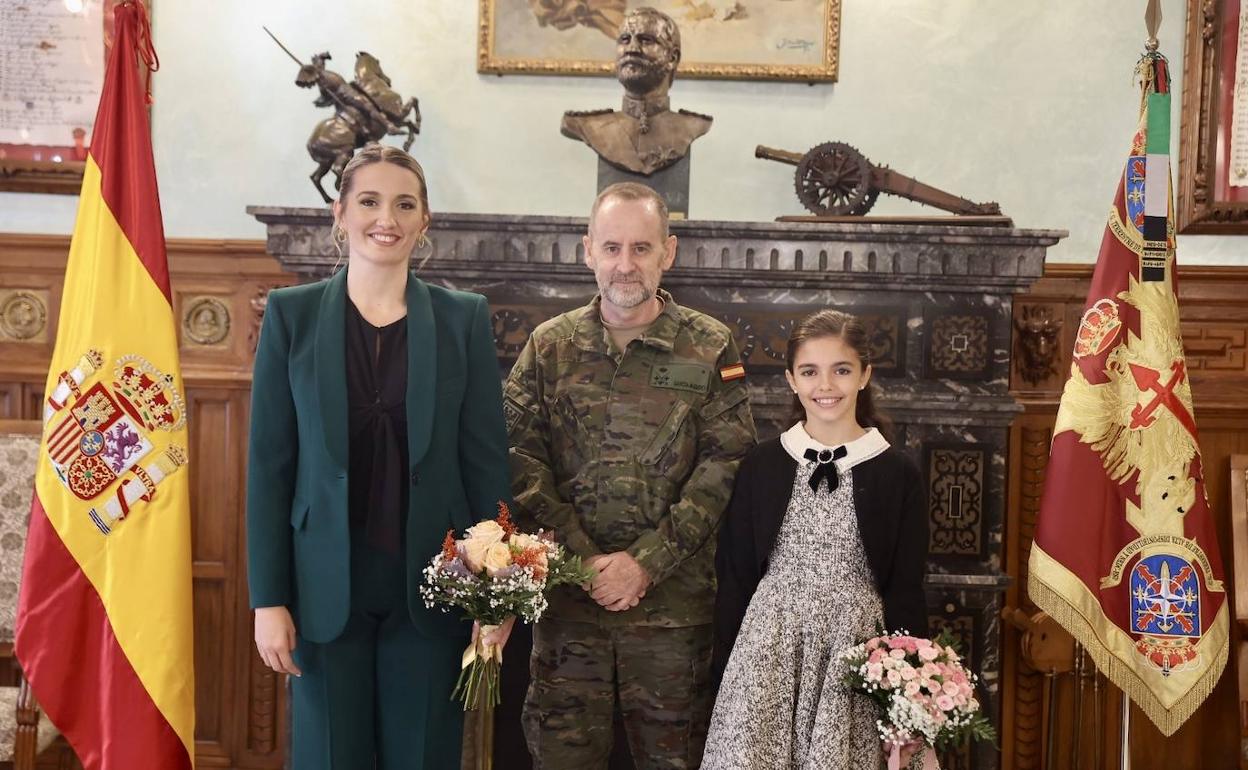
[1027,52,1227,735]
[15,3,195,768]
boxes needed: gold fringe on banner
[1028,545,1228,737]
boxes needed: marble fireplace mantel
[250,206,1065,769]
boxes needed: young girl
[703,309,928,770]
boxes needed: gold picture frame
[478,0,841,82]
[1177,0,1248,232]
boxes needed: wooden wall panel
[1003,264,1248,770]
[6,232,1246,768]
[0,233,294,770]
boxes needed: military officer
[504,181,757,769]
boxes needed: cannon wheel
[794,141,877,216]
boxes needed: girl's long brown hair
[786,309,893,443]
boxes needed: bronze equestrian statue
[266,29,421,203]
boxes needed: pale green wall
[2,1,1243,265]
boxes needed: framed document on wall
[1178,0,1248,232]
[0,0,150,195]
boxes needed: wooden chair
[1231,455,1248,769]
[0,420,61,769]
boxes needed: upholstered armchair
[0,421,61,768]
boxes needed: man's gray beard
[603,282,652,309]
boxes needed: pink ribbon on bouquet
[888,741,940,770]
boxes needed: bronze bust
[561,7,711,176]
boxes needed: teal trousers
[290,538,466,770]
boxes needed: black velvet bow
[804,446,848,493]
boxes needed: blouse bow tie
[804,446,848,494]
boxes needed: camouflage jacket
[504,290,757,627]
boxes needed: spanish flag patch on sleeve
[719,363,746,381]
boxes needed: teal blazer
[246,268,512,643]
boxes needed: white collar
[779,423,890,473]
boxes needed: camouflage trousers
[523,619,713,770]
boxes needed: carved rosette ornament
[182,296,231,346]
[0,290,49,342]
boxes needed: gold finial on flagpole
[1145,0,1162,52]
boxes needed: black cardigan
[711,436,929,686]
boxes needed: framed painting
[0,0,151,195]
[1177,0,1248,232]
[478,0,841,82]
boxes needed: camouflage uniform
[504,289,756,768]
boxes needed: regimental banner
[14,3,196,769]
[1027,53,1228,736]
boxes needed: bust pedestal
[597,154,690,216]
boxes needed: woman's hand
[255,606,302,677]
[473,616,517,651]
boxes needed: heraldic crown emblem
[43,350,188,536]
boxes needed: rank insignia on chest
[650,363,710,393]
[43,350,188,536]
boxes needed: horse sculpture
[263,27,423,203]
[294,51,422,203]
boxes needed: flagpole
[1119,692,1131,770]
[1116,6,1159,769]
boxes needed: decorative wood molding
[1178,0,1248,232]
[0,289,49,342]
[0,234,294,385]
[1009,263,1248,408]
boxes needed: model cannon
[755,142,1003,219]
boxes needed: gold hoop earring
[414,233,434,270]
[330,224,347,264]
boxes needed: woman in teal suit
[246,143,512,769]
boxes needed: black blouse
[345,299,408,555]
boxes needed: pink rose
[889,649,906,659]
[935,694,954,711]
[918,645,939,662]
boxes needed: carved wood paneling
[1004,263,1248,770]
[0,233,294,770]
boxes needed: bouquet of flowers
[420,502,593,711]
[839,630,995,770]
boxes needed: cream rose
[510,533,539,551]
[465,519,506,545]
[461,538,491,573]
[482,542,513,576]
